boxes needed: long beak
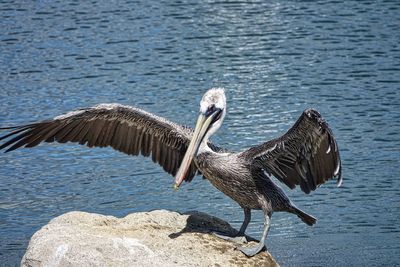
[173,112,217,190]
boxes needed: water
[1,0,399,266]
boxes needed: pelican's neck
[198,139,214,155]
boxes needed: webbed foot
[238,242,266,257]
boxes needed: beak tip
[173,183,180,191]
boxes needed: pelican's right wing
[0,104,199,181]
[240,109,342,194]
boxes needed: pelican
[0,88,342,256]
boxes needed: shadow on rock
[169,210,257,243]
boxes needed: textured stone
[21,210,278,267]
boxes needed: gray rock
[21,210,278,267]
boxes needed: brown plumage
[0,104,200,181]
[0,88,342,256]
[241,108,341,194]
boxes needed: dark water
[1,0,399,266]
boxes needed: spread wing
[241,108,342,194]
[0,103,205,182]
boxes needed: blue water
[1,1,399,266]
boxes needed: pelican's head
[174,88,226,189]
[199,87,226,137]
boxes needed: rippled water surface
[1,1,399,266]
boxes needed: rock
[21,210,279,267]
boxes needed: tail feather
[293,207,316,226]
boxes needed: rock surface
[21,210,278,267]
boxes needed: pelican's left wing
[240,109,342,194]
[0,104,200,182]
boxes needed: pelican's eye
[204,104,216,117]
[211,108,223,124]
[204,104,223,124]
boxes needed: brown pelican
[0,88,342,256]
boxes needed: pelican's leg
[213,208,251,243]
[239,213,270,257]
[237,207,251,236]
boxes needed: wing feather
[0,103,210,182]
[241,108,342,194]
